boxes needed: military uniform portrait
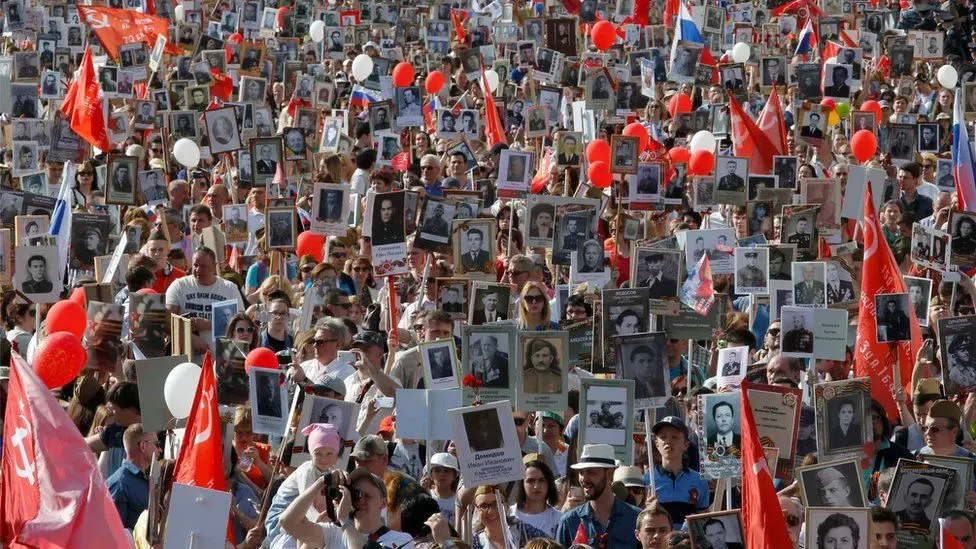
[876,293,911,342]
[734,247,769,295]
[797,459,867,508]
[781,306,815,357]
[418,199,454,245]
[370,192,406,247]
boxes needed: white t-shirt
[300,357,357,385]
[435,494,457,526]
[317,523,414,548]
[165,275,245,342]
[509,505,562,538]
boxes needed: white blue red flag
[669,2,715,68]
[953,87,976,210]
[794,19,818,57]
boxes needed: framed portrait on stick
[461,324,517,405]
[578,378,635,463]
[743,381,802,481]
[517,330,569,412]
[814,378,871,459]
[796,458,867,507]
[448,400,525,486]
[687,511,746,549]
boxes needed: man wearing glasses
[289,317,354,385]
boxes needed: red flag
[1,352,129,548]
[727,93,779,174]
[531,147,553,194]
[853,185,922,420]
[741,382,795,549]
[818,235,832,259]
[663,0,680,28]
[480,68,507,148]
[60,47,110,152]
[210,68,234,101]
[944,522,968,549]
[77,5,178,61]
[450,9,467,45]
[391,151,411,171]
[820,40,843,68]
[173,352,226,491]
[680,254,716,315]
[756,86,788,157]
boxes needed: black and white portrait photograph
[917,123,940,153]
[498,149,532,188]
[634,163,662,201]
[19,172,47,198]
[687,511,745,549]
[395,86,423,127]
[633,248,681,306]
[780,306,815,357]
[184,85,211,111]
[457,109,479,140]
[370,192,406,247]
[904,276,932,327]
[248,366,288,434]
[369,100,393,132]
[717,345,748,381]
[469,286,512,326]
[266,207,296,249]
[453,219,495,276]
[734,247,769,294]
[282,127,307,161]
[714,156,748,203]
[797,459,867,507]
[170,111,199,139]
[39,71,61,100]
[557,132,582,167]
[437,109,458,138]
[526,106,550,139]
[311,183,347,235]
[527,201,556,243]
[204,106,243,154]
[792,261,827,308]
[519,332,568,407]
[804,509,870,549]
[464,326,515,401]
[13,244,60,303]
[421,339,460,390]
[684,228,735,274]
[418,199,455,245]
[887,470,947,534]
[12,83,39,119]
[795,63,822,101]
[669,41,702,84]
[435,278,467,319]
[461,407,505,453]
[220,204,247,244]
[610,135,639,175]
[761,57,788,87]
[580,380,634,452]
[614,332,668,406]
[697,392,742,478]
[798,106,827,145]
[888,123,917,162]
[12,141,38,176]
[132,100,157,130]
[823,63,853,99]
[106,155,137,205]
[250,138,281,188]
[585,68,615,110]
[138,169,168,204]
[940,315,976,395]
[239,75,267,104]
[875,292,911,342]
[851,111,876,133]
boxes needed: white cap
[125,144,144,158]
[429,452,459,471]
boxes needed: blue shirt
[106,460,149,529]
[556,497,641,549]
[650,465,711,527]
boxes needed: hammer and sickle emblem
[10,399,36,486]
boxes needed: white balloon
[309,20,326,43]
[174,3,185,21]
[172,138,200,168]
[484,69,500,93]
[731,42,751,64]
[351,54,374,82]
[689,131,717,153]
[164,362,201,419]
[938,65,958,90]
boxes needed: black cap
[351,330,386,349]
[651,416,688,438]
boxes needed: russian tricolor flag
[351,85,379,108]
[953,87,976,210]
[669,2,715,67]
[794,19,818,57]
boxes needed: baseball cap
[350,434,388,460]
[538,410,564,427]
[651,416,689,438]
[350,330,385,350]
[430,452,459,471]
[347,467,387,498]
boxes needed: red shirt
[152,264,185,294]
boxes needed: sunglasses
[314,338,339,346]
[523,294,546,304]
[475,501,498,512]
[330,252,347,259]
[235,326,256,334]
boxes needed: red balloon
[668,93,692,117]
[861,100,883,123]
[820,98,836,111]
[425,71,447,94]
[590,21,616,51]
[69,287,86,308]
[392,62,415,87]
[688,150,715,176]
[669,147,691,164]
[588,161,614,189]
[295,232,325,263]
[851,130,879,163]
[623,122,649,152]
[585,140,611,164]
[245,347,279,374]
[136,288,158,295]
[228,32,244,44]
[46,300,87,338]
[34,332,86,389]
